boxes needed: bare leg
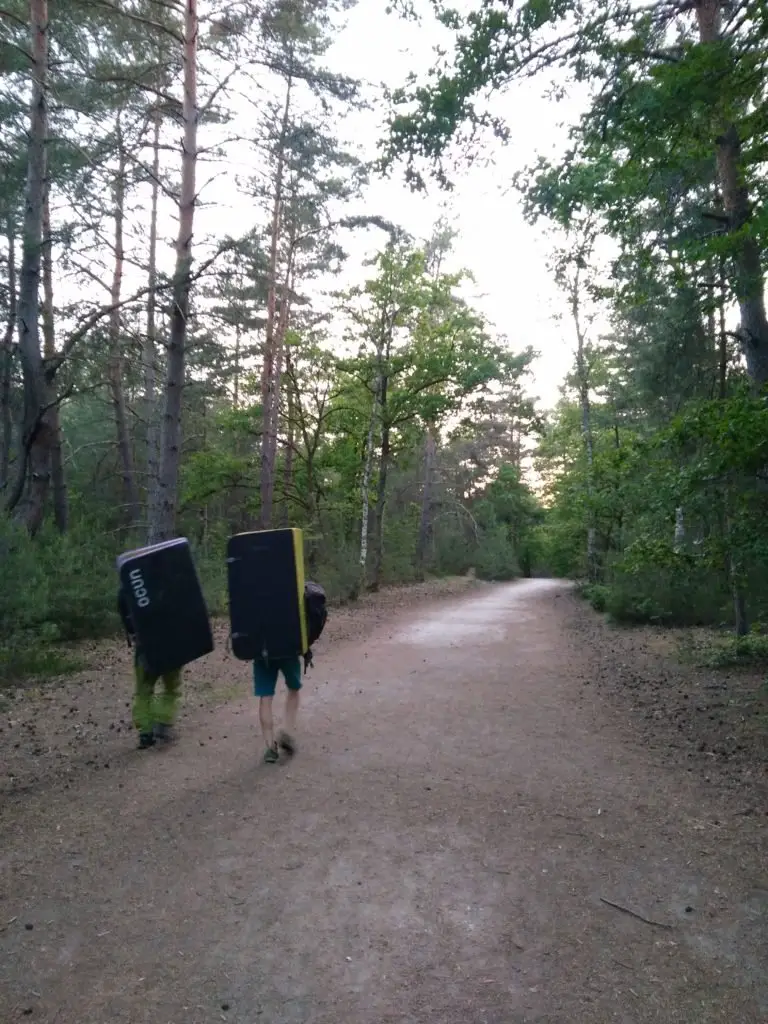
[277,689,300,756]
[259,696,275,751]
[285,688,299,734]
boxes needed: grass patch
[677,629,768,669]
[0,644,84,685]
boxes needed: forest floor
[1,578,766,1023]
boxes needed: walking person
[119,586,183,749]
[254,655,302,763]
[254,579,327,764]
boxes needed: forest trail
[1,580,766,1024]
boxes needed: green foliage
[0,517,117,646]
[385,0,768,640]
[472,525,520,581]
[682,631,768,670]
[1,0,545,678]
[0,514,237,682]
[0,517,116,682]
[536,386,768,630]
[580,583,608,613]
[598,562,726,627]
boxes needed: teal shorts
[253,656,302,698]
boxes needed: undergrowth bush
[600,564,726,626]
[578,539,731,627]
[0,518,119,682]
[473,525,520,581]
[0,496,531,682]
[682,630,768,669]
[581,583,609,612]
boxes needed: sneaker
[277,730,297,757]
[263,744,279,764]
[138,731,155,750]
[153,722,176,743]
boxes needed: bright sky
[188,0,593,411]
[325,0,591,409]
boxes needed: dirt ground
[563,599,768,809]
[1,578,766,1023]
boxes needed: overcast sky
[326,0,591,408]
[190,0,594,410]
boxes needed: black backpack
[304,581,327,668]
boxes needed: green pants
[132,658,182,733]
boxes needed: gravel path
[1,578,765,1023]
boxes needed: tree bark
[370,373,390,592]
[571,262,598,581]
[357,395,377,597]
[143,105,162,533]
[718,258,728,400]
[729,573,749,634]
[722,496,748,635]
[41,178,67,532]
[9,0,53,536]
[262,243,295,527]
[674,507,685,552]
[1,217,16,490]
[580,379,598,581]
[357,344,386,598]
[148,0,198,544]
[282,346,295,526]
[233,320,241,409]
[415,425,437,578]
[108,115,140,524]
[259,75,292,529]
[143,104,162,536]
[696,0,768,386]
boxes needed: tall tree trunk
[415,424,437,578]
[722,493,748,635]
[696,0,768,386]
[568,257,598,581]
[41,178,67,531]
[718,258,728,400]
[357,408,376,596]
[262,245,295,527]
[357,366,382,597]
[705,260,718,397]
[282,347,295,526]
[714,256,748,634]
[370,374,390,592]
[196,398,209,548]
[108,116,140,524]
[148,0,198,544]
[1,217,16,489]
[9,0,53,535]
[730,564,748,635]
[233,321,241,408]
[143,106,162,533]
[259,75,292,529]
[674,507,685,553]
[579,377,598,580]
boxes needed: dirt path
[1,579,766,1024]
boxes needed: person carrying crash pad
[254,580,327,764]
[118,585,183,749]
